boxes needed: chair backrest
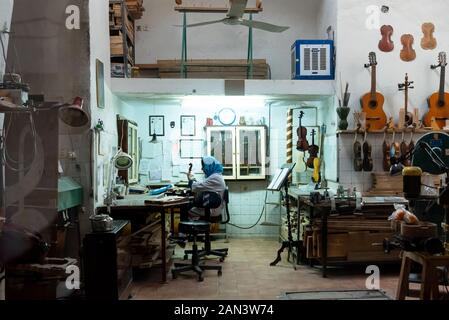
[222,187,230,224]
[193,191,222,210]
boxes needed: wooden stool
[397,251,449,300]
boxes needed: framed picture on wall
[96,59,105,109]
[180,139,203,159]
[181,115,196,136]
[149,116,165,136]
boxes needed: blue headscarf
[202,156,223,178]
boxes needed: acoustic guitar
[398,73,414,128]
[424,52,449,128]
[361,52,387,130]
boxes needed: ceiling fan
[177,0,290,33]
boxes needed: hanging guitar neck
[398,73,414,127]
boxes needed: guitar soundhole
[369,100,378,109]
[438,100,446,107]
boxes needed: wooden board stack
[157,59,270,79]
[125,0,145,20]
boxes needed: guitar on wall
[424,52,449,129]
[361,52,388,130]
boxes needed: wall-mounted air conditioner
[291,40,335,80]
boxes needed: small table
[397,251,449,300]
[99,195,191,283]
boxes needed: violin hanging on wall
[400,34,417,62]
[424,52,449,128]
[421,22,437,50]
[307,129,319,170]
[361,52,387,130]
[378,25,394,53]
[296,111,309,152]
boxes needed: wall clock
[218,108,236,126]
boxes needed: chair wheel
[198,275,204,282]
[219,257,225,262]
[218,270,222,276]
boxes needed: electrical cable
[228,189,269,230]
[2,112,38,172]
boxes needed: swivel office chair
[171,191,224,282]
[184,188,229,262]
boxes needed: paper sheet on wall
[139,158,151,175]
[172,165,180,177]
[142,141,163,158]
[148,160,162,181]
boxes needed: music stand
[268,163,299,270]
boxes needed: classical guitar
[379,25,394,53]
[421,23,437,50]
[307,129,319,170]
[398,73,414,128]
[400,34,416,62]
[424,52,449,128]
[361,52,387,130]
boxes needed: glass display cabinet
[206,126,266,180]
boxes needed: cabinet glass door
[236,127,266,180]
[206,127,236,179]
[128,123,139,184]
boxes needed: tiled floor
[130,238,403,300]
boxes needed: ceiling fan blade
[227,0,248,19]
[240,19,290,33]
[175,18,226,28]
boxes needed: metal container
[89,214,114,232]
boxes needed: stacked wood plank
[125,0,145,20]
[110,34,124,55]
[156,59,270,79]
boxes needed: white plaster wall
[0,0,14,302]
[89,0,136,210]
[316,0,338,40]
[135,0,323,79]
[337,0,449,129]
